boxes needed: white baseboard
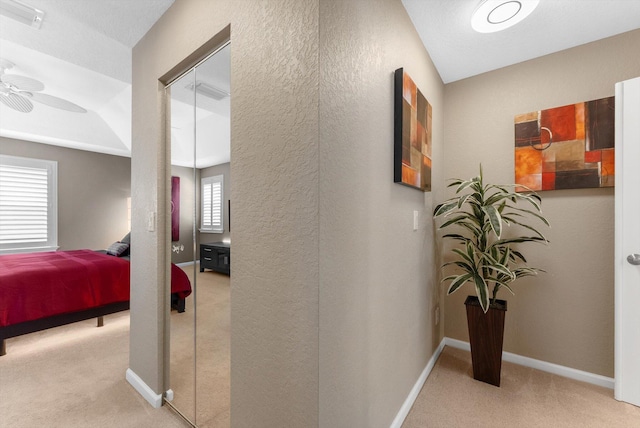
[390,337,615,428]
[126,368,163,408]
[443,337,615,389]
[390,338,446,428]
[175,260,196,268]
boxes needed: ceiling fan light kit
[0,0,44,29]
[0,58,87,114]
[471,0,539,33]
[0,87,32,112]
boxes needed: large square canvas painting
[514,96,615,192]
[394,68,432,191]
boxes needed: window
[201,174,223,233]
[0,155,58,253]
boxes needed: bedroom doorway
[166,41,231,427]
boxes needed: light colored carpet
[0,311,187,428]
[4,278,638,428]
[402,346,640,428]
[169,268,230,427]
[0,266,230,428]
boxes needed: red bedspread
[170,263,192,300]
[0,250,191,327]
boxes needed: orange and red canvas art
[514,96,614,192]
[394,68,432,192]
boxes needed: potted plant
[433,165,549,386]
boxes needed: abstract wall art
[394,68,432,192]
[171,176,180,241]
[514,96,615,192]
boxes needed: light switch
[413,210,419,231]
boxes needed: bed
[0,249,192,356]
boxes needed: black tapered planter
[464,295,507,387]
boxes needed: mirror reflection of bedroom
[166,43,231,427]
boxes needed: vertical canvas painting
[394,68,432,191]
[514,96,615,192]
[171,176,180,241]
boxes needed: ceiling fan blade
[29,92,87,113]
[0,92,33,113]
[0,58,15,73]
[1,74,45,92]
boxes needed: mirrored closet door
[167,42,230,427]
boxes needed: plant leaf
[434,200,458,217]
[453,247,475,266]
[510,250,527,263]
[457,193,471,209]
[442,233,470,242]
[458,221,483,237]
[482,204,502,238]
[447,179,464,188]
[486,263,515,280]
[443,260,475,273]
[492,236,547,246]
[515,193,542,211]
[447,273,473,294]
[439,215,474,229]
[510,207,550,226]
[513,267,544,278]
[474,273,490,313]
[499,246,510,265]
[455,180,475,194]
[492,278,516,295]
[466,241,476,263]
[515,220,548,242]
[485,192,510,207]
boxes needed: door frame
[614,76,640,406]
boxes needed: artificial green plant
[433,165,550,313]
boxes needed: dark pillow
[121,232,131,245]
[106,242,129,257]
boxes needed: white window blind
[0,155,57,253]
[201,174,223,233]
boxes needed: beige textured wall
[319,1,444,426]
[0,137,130,251]
[443,29,640,377]
[134,0,446,424]
[131,0,319,425]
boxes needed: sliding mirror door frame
[161,32,230,427]
[166,66,198,424]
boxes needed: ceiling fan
[0,58,87,114]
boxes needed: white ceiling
[169,43,231,169]
[0,38,132,156]
[1,0,640,163]
[402,0,640,83]
[1,0,174,82]
[0,0,175,160]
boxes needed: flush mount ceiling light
[0,0,44,29]
[471,0,539,33]
[186,80,230,101]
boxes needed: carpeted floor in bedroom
[1,266,639,427]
